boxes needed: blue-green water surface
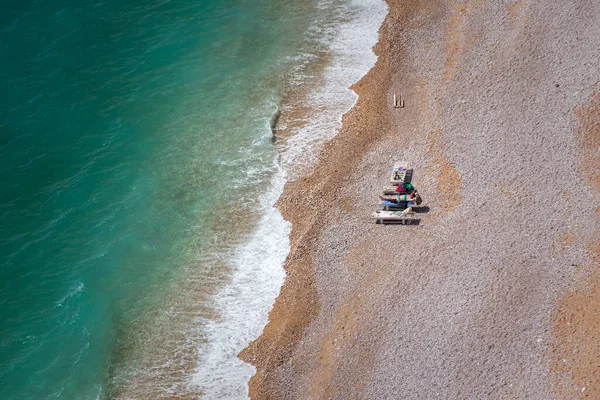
[0,0,324,398]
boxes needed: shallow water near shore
[0,0,385,398]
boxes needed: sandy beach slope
[241,0,600,398]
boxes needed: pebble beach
[241,0,600,398]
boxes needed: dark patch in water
[270,108,281,144]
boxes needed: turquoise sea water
[0,0,386,398]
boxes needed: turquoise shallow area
[0,0,318,398]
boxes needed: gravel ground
[244,1,600,398]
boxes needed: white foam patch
[190,164,290,398]
[55,281,85,307]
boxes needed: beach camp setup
[373,161,422,225]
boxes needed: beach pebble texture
[245,0,600,398]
